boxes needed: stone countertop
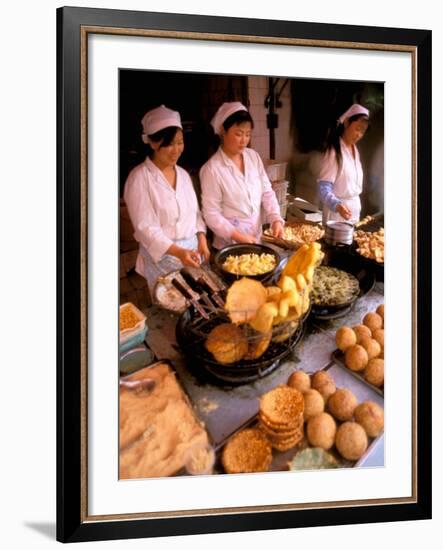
[145,282,384,458]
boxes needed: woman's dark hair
[222,110,254,132]
[146,126,182,157]
[325,113,369,169]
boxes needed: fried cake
[222,429,272,474]
[204,323,248,364]
[259,385,304,426]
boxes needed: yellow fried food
[335,422,368,461]
[282,244,309,279]
[225,278,267,324]
[205,323,248,364]
[364,358,384,387]
[363,312,383,332]
[249,301,279,333]
[354,228,384,263]
[278,289,300,318]
[298,244,316,274]
[311,371,336,403]
[345,344,369,372]
[336,326,357,352]
[278,275,297,292]
[299,242,323,276]
[359,336,381,360]
[266,286,282,302]
[372,328,384,350]
[244,332,272,360]
[304,265,315,284]
[222,429,272,474]
[296,273,307,291]
[287,370,311,393]
[222,253,277,275]
[303,389,325,420]
[354,401,384,437]
[353,324,372,343]
[306,412,337,450]
[328,388,358,421]
[260,385,304,427]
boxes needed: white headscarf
[210,101,248,135]
[141,105,182,143]
[338,104,370,124]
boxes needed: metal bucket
[324,221,354,246]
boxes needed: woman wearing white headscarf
[123,105,210,293]
[317,103,370,225]
[200,102,284,249]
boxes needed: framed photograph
[57,6,432,543]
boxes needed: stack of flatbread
[258,385,305,451]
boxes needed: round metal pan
[309,243,376,320]
[349,240,384,282]
[213,243,281,284]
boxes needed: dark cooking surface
[176,306,306,384]
[145,281,383,449]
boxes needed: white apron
[137,235,199,296]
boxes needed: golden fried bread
[205,323,248,364]
[222,429,272,474]
[270,429,304,452]
[259,385,304,426]
[225,278,267,324]
[259,416,301,438]
[243,332,271,360]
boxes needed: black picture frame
[57,6,432,543]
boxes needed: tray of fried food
[282,365,384,470]
[219,359,384,474]
[263,220,324,250]
[332,304,385,395]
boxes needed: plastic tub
[119,302,147,353]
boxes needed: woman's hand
[197,233,211,263]
[271,220,284,238]
[231,229,258,244]
[174,247,201,268]
[336,203,352,220]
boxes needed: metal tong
[171,276,210,319]
[181,266,225,308]
[180,276,216,312]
